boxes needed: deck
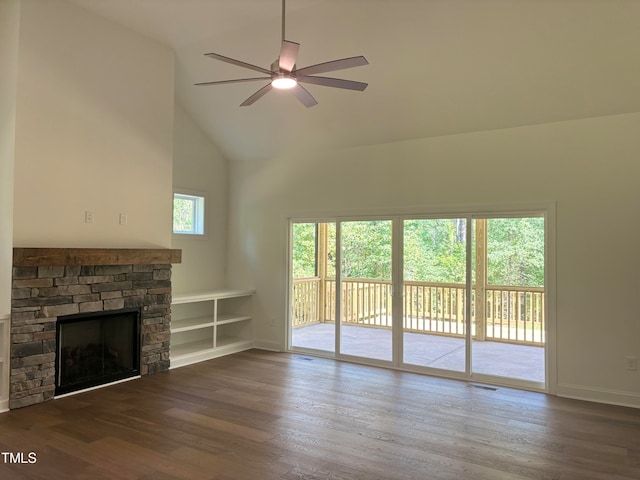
[292,323,545,383]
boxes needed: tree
[404,219,466,283]
[292,223,317,278]
[341,221,391,279]
[173,198,194,232]
[487,217,544,287]
[291,217,544,287]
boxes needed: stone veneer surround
[9,248,181,409]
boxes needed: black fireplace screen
[55,308,141,395]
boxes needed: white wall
[228,112,640,407]
[0,0,20,316]
[13,0,175,248]
[172,102,228,294]
[0,0,21,412]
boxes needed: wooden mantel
[13,248,182,267]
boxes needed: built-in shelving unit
[170,290,254,369]
[0,313,10,412]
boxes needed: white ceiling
[66,0,640,162]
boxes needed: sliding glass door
[402,218,467,373]
[289,212,547,389]
[470,217,545,384]
[290,222,336,353]
[339,220,393,362]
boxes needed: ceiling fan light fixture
[271,74,297,89]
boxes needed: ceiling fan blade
[298,76,368,91]
[204,52,272,75]
[295,56,368,76]
[195,77,271,86]
[240,83,273,106]
[279,40,300,72]
[292,84,318,108]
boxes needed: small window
[173,192,205,235]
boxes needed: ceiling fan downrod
[281,0,287,43]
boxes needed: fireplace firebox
[55,308,141,396]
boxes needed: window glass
[173,193,204,235]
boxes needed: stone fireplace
[10,248,181,409]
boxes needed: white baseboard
[253,340,282,352]
[556,383,640,409]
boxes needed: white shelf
[172,289,254,305]
[217,314,251,325]
[217,336,252,348]
[170,289,254,369]
[171,339,213,358]
[171,316,215,332]
[0,314,8,407]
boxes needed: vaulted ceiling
[65,0,640,162]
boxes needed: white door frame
[286,202,556,394]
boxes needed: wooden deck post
[475,219,487,341]
[318,223,328,323]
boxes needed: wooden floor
[1,350,639,480]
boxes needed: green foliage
[291,217,544,287]
[173,198,193,232]
[342,221,391,279]
[326,223,337,278]
[292,223,337,279]
[404,219,466,283]
[487,217,544,287]
[292,223,317,278]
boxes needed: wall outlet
[119,213,128,225]
[85,210,94,224]
[625,356,638,371]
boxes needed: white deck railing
[292,278,545,346]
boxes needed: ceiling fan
[195,0,368,107]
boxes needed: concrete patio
[292,323,545,383]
